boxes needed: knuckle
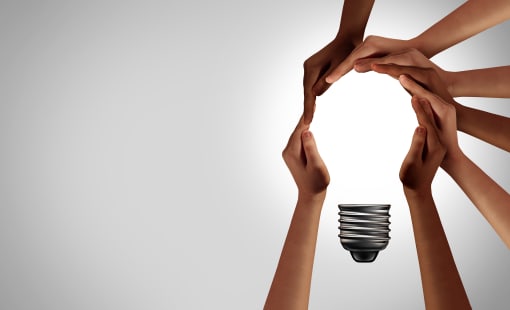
[282,148,290,160]
[407,47,419,54]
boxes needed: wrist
[441,149,466,175]
[408,36,433,58]
[334,32,363,48]
[297,191,327,207]
[443,70,459,97]
[403,186,432,200]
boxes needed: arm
[325,0,510,83]
[404,189,472,310]
[401,95,471,309]
[372,63,510,153]
[264,117,330,310]
[413,0,510,58]
[448,66,510,98]
[456,103,510,153]
[303,0,375,123]
[399,75,510,249]
[441,152,510,248]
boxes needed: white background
[1,0,509,309]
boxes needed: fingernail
[303,131,312,138]
[416,126,425,134]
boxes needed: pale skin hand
[372,63,510,153]
[325,0,510,84]
[399,76,510,249]
[401,95,471,310]
[303,0,374,124]
[354,49,510,98]
[264,116,329,310]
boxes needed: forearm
[336,0,375,45]
[264,193,325,310]
[456,104,510,152]
[404,188,471,309]
[442,152,510,248]
[449,66,510,98]
[412,0,510,58]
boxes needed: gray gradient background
[1,0,509,309]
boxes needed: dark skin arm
[303,0,375,124]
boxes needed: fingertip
[416,126,426,135]
[302,130,312,139]
[371,62,383,71]
[325,73,338,84]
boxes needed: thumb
[301,130,324,166]
[404,126,427,163]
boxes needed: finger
[403,126,427,163]
[303,67,321,124]
[325,43,368,84]
[398,74,436,100]
[411,97,442,155]
[372,64,424,81]
[284,115,308,153]
[411,96,437,132]
[303,93,316,125]
[356,49,420,72]
[400,75,449,116]
[354,57,380,73]
[301,130,325,167]
[311,75,332,96]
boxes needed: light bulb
[338,204,391,263]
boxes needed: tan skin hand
[398,74,462,165]
[354,48,454,94]
[264,116,329,310]
[325,35,412,84]
[372,63,455,106]
[374,63,510,153]
[400,97,446,192]
[372,65,463,162]
[282,117,330,198]
[401,95,471,310]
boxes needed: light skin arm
[325,0,510,84]
[399,75,510,249]
[413,0,510,58]
[303,0,375,124]
[448,66,510,98]
[372,63,510,153]
[264,117,330,310]
[401,95,471,310]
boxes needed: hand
[354,48,453,94]
[282,116,330,199]
[303,38,357,124]
[398,75,462,165]
[400,96,446,192]
[371,62,456,107]
[325,35,413,84]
